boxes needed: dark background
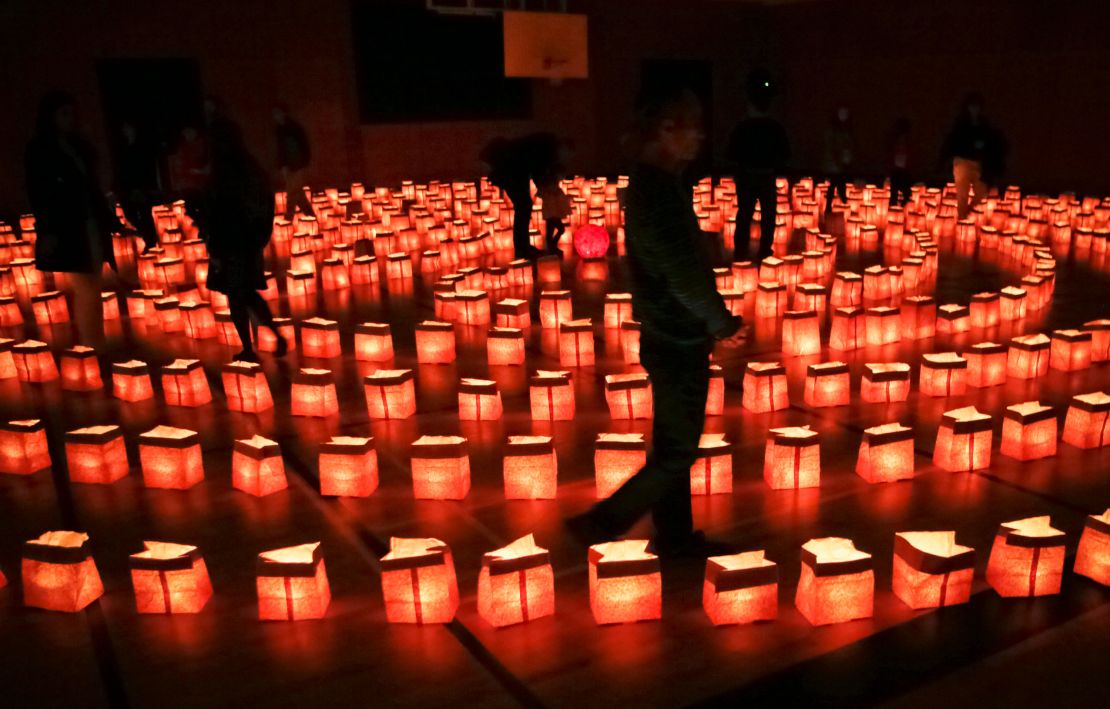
[2,0,1108,216]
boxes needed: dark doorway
[640,59,713,180]
[97,58,204,190]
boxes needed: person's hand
[718,324,749,349]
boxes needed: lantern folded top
[835,271,862,282]
[223,360,263,378]
[506,435,553,455]
[454,289,488,302]
[1000,285,1027,299]
[1084,319,1110,332]
[1070,391,1109,412]
[769,426,819,445]
[922,352,967,368]
[1011,333,1051,350]
[483,534,550,574]
[488,327,523,340]
[589,540,659,576]
[412,435,468,457]
[938,304,969,319]
[112,359,148,375]
[66,424,121,444]
[746,361,786,377]
[864,265,888,276]
[1004,400,1055,424]
[968,341,1007,355]
[416,320,453,332]
[295,368,334,384]
[163,358,203,374]
[605,372,649,390]
[866,306,899,317]
[808,361,849,376]
[62,345,97,359]
[904,295,935,306]
[380,537,449,570]
[605,293,632,304]
[459,378,497,394]
[539,290,571,301]
[365,368,414,385]
[863,422,913,444]
[706,551,777,590]
[139,425,200,447]
[596,432,646,450]
[24,530,92,563]
[1,418,44,433]
[796,283,827,296]
[234,435,280,458]
[531,370,571,386]
[302,317,339,330]
[129,541,200,570]
[894,531,975,573]
[941,406,992,433]
[257,542,323,576]
[864,362,910,380]
[757,280,786,293]
[355,322,391,336]
[560,318,592,333]
[1086,509,1110,535]
[784,309,818,321]
[1051,329,1092,343]
[971,291,999,304]
[14,339,49,353]
[320,435,373,454]
[801,537,871,576]
[998,516,1066,546]
[493,299,528,316]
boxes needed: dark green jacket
[624,162,740,344]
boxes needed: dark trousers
[889,169,912,206]
[545,218,565,252]
[121,193,159,249]
[228,290,276,352]
[826,175,848,211]
[591,333,710,543]
[505,183,534,257]
[734,173,778,262]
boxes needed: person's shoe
[649,531,734,559]
[233,349,260,363]
[273,332,290,358]
[565,511,615,548]
[517,245,545,262]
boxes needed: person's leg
[589,336,709,543]
[69,271,104,348]
[953,158,972,219]
[284,169,316,221]
[733,180,757,261]
[507,184,535,258]
[969,161,988,212]
[228,292,257,360]
[757,177,778,261]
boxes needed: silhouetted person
[888,117,913,207]
[823,105,855,213]
[942,92,1007,219]
[273,104,316,222]
[196,121,287,362]
[727,69,790,263]
[481,132,560,260]
[537,138,574,255]
[567,86,745,558]
[25,91,120,347]
[114,120,161,251]
[168,125,208,197]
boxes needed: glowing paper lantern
[221,361,273,413]
[604,373,652,420]
[64,425,128,484]
[603,293,633,328]
[966,342,1007,387]
[415,321,456,364]
[933,406,992,472]
[539,290,573,329]
[795,537,873,626]
[703,551,778,626]
[689,433,732,495]
[22,531,103,612]
[900,295,936,340]
[478,534,555,627]
[256,542,330,620]
[763,426,820,490]
[1007,333,1050,379]
[111,360,153,401]
[291,368,338,417]
[503,436,557,500]
[742,362,788,412]
[919,352,967,397]
[986,517,1065,597]
[300,317,341,358]
[130,542,212,614]
[319,436,377,497]
[860,362,910,404]
[831,272,862,307]
[1000,401,1057,461]
[180,301,217,339]
[999,286,1027,320]
[892,531,975,609]
[970,292,1001,328]
[31,290,69,325]
[258,317,295,353]
[493,298,530,330]
[620,319,641,364]
[138,426,203,489]
[856,423,914,483]
[588,540,661,624]
[936,304,970,335]
[12,340,58,382]
[381,537,459,624]
[411,435,469,500]
[161,359,211,407]
[1062,392,1109,449]
[782,310,821,357]
[865,306,901,346]
[829,306,864,351]
[558,319,595,367]
[573,224,610,258]
[1074,509,1110,586]
[58,346,102,391]
[595,433,646,499]
[804,361,849,407]
[364,369,416,420]
[1084,319,1110,362]
[0,339,17,379]
[0,419,50,475]
[755,281,787,318]
[232,435,288,497]
[458,378,503,421]
[530,370,575,421]
[0,297,23,327]
[792,283,827,313]
[705,364,724,416]
[454,290,491,325]
[354,323,394,362]
[1049,329,1092,371]
[487,327,525,366]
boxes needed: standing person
[25,91,120,347]
[197,121,287,362]
[823,105,855,213]
[273,104,316,222]
[727,68,790,263]
[114,120,161,252]
[887,117,913,207]
[481,132,559,261]
[539,179,570,255]
[943,92,1006,219]
[567,85,745,558]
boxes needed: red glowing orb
[573,225,611,259]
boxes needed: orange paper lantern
[319,436,377,497]
[1049,329,1092,371]
[111,360,154,401]
[933,406,992,472]
[381,537,459,624]
[0,419,50,475]
[831,271,862,307]
[130,541,212,614]
[782,310,821,357]
[865,306,901,346]
[22,531,103,612]
[161,359,212,407]
[1084,319,1109,362]
[860,362,910,403]
[477,534,555,627]
[936,304,970,335]
[1062,392,1109,449]
[300,317,341,359]
[454,290,491,325]
[411,435,470,500]
[530,370,575,421]
[919,352,968,397]
[892,531,974,609]
[1074,509,1110,586]
[31,290,70,325]
[763,426,820,490]
[354,322,394,362]
[232,435,288,497]
[620,319,641,365]
[969,292,1001,328]
[221,361,273,413]
[291,368,339,417]
[458,378,503,421]
[966,342,1007,387]
[856,423,915,483]
[138,425,203,489]
[12,340,58,382]
[705,364,724,416]
[538,290,572,329]
[689,433,732,496]
[900,295,936,340]
[703,551,778,626]
[595,432,646,499]
[0,338,17,379]
[986,517,1065,597]
[604,373,652,420]
[58,346,102,391]
[493,298,531,329]
[1007,333,1050,379]
[364,369,416,420]
[588,540,661,625]
[487,327,525,366]
[795,537,873,626]
[755,281,788,318]
[256,542,330,620]
[804,361,849,407]
[1000,401,1057,461]
[64,425,128,484]
[742,362,788,413]
[558,319,595,367]
[503,436,557,500]
[415,321,457,364]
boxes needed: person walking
[481,132,561,261]
[887,117,913,207]
[823,105,855,214]
[273,104,316,222]
[114,119,161,252]
[567,85,745,558]
[25,91,120,347]
[942,93,1007,219]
